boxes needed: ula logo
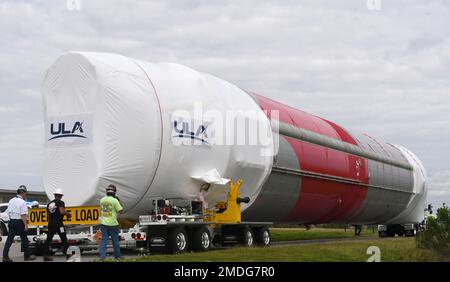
[172,120,209,144]
[49,121,86,141]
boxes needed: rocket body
[42,52,426,225]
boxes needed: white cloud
[428,171,450,206]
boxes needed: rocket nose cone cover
[42,52,162,212]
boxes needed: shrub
[416,204,450,255]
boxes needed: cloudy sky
[0,0,449,208]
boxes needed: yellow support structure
[204,179,244,224]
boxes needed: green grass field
[126,228,447,262]
[129,238,445,262]
[270,227,375,241]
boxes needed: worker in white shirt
[2,185,36,262]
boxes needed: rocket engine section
[42,52,427,225]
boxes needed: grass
[270,227,375,241]
[129,237,446,262]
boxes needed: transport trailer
[377,205,433,237]
[24,206,145,256]
[28,226,145,256]
[138,180,272,254]
[377,223,419,237]
[42,52,428,233]
[0,225,102,255]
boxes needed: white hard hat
[54,188,64,195]
[32,201,39,206]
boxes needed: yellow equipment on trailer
[204,179,249,224]
[138,179,272,254]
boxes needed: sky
[0,0,449,209]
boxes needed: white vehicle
[0,203,8,236]
[29,225,147,256]
[0,202,47,236]
[1,203,144,257]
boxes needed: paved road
[1,236,390,262]
[271,236,381,247]
[0,243,145,262]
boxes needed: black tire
[385,227,395,237]
[191,227,211,252]
[168,227,189,254]
[405,230,416,237]
[31,241,45,256]
[0,222,7,236]
[238,227,254,247]
[212,234,222,247]
[254,227,271,246]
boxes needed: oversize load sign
[28,206,100,226]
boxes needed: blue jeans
[99,225,121,259]
[3,219,31,258]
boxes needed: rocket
[42,52,427,225]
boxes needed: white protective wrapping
[42,52,274,218]
[387,145,427,224]
[42,53,162,215]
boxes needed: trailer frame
[138,180,272,254]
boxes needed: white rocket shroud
[42,52,427,224]
[42,52,274,218]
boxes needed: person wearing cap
[26,201,42,236]
[2,185,36,262]
[31,201,40,209]
[43,188,69,261]
[99,184,123,260]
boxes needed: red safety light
[156,215,162,221]
[131,233,136,239]
[68,239,77,244]
[162,214,168,220]
[136,233,141,239]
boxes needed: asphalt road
[0,242,146,262]
[271,236,380,246]
[1,236,383,262]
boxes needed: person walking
[354,224,362,236]
[43,188,69,261]
[99,184,123,260]
[2,185,36,262]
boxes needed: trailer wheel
[191,227,211,252]
[405,229,416,237]
[168,227,188,254]
[239,227,254,247]
[254,227,270,246]
[32,241,45,256]
[212,234,222,247]
[378,231,386,238]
